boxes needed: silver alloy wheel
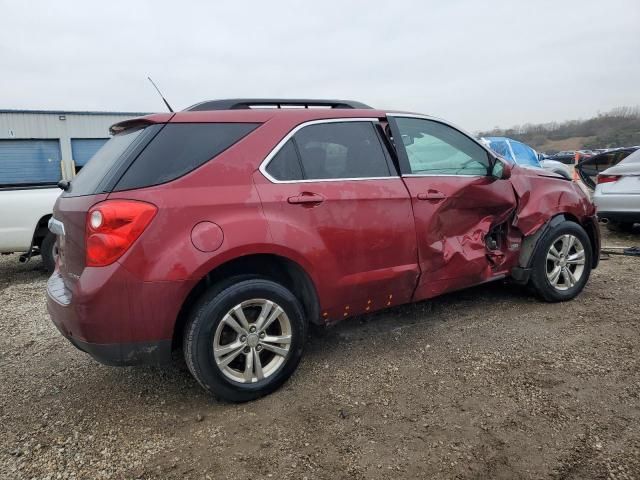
[545,234,586,291]
[213,299,292,384]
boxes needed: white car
[594,148,640,232]
[0,186,61,271]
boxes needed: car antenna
[147,76,174,112]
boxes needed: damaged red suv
[47,99,600,401]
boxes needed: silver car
[595,148,640,231]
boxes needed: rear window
[65,126,158,197]
[114,123,259,191]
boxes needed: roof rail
[185,98,372,111]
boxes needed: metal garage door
[0,139,62,186]
[71,138,108,169]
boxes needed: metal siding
[0,139,62,185]
[71,138,109,166]
[0,111,145,181]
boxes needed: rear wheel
[183,278,306,402]
[529,221,592,302]
[41,232,58,273]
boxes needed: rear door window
[115,123,259,191]
[265,139,304,181]
[293,121,391,180]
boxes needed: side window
[115,123,259,191]
[395,118,490,175]
[293,122,391,180]
[265,139,303,181]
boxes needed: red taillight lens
[86,200,157,267]
[597,174,621,185]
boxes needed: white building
[0,110,147,186]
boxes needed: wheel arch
[172,253,321,351]
[32,213,53,248]
[513,213,598,283]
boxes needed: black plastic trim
[185,98,372,111]
[68,337,173,366]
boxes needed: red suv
[47,99,600,401]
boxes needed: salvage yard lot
[1,228,639,480]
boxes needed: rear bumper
[64,335,172,366]
[46,263,194,366]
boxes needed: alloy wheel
[213,299,292,383]
[545,234,586,291]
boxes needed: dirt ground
[1,227,639,480]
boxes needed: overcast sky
[1,0,638,131]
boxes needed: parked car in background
[47,98,600,402]
[0,184,61,272]
[548,151,576,164]
[576,147,639,190]
[481,137,572,179]
[593,148,640,231]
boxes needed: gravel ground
[1,227,639,480]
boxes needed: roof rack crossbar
[185,98,372,111]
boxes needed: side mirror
[491,157,512,180]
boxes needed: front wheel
[183,279,306,402]
[529,221,593,302]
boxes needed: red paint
[47,108,599,363]
[191,221,224,252]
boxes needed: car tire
[528,221,593,302]
[183,278,306,402]
[41,232,57,273]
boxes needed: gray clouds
[0,0,638,130]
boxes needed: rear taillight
[86,200,157,267]
[597,174,621,185]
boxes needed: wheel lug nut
[259,332,265,339]
[256,345,262,352]
[249,326,256,333]
[243,347,250,353]
[240,335,247,342]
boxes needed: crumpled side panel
[405,176,517,300]
[509,168,595,236]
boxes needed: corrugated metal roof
[0,109,150,116]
